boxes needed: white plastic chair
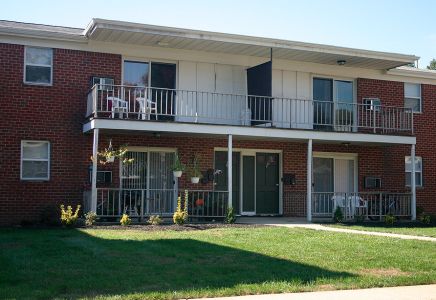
[349,195,367,218]
[332,195,353,219]
[136,97,157,120]
[107,96,128,119]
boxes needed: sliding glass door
[313,78,354,131]
[121,150,176,215]
[123,60,176,120]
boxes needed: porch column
[411,144,416,220]
[91,128,99,213]
[228,134,233,209]
[307,139,312,222]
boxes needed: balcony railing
[86,85,414,135]
[312,192,411,220]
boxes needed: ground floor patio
[85,130,417,222]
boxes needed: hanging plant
[188,153,203,184]
[90,139,134,165]
[172,153,185,178]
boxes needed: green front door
[256,153,279,214]
[214,151,240,214]
[242,156,255,213]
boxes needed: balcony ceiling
[85,19,419,70]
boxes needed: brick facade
[0,43,121,225]
[0,42,435,225]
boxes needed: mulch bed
[89,223,264,231]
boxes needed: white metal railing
[86,85,414,135]
[312,192,412,220]
[88,188,229,218]
[181,190,229,218]
[93,188,175,217]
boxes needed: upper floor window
[405,156,422,187]
[24,47,53,85]
[21,141,50,181]
[404,83,421,113]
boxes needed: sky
[1,0,435,68]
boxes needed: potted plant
[189,154,203,184]
[172,153,185,178]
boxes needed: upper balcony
[86,84,414,136]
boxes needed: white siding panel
[176,61,197,122]
[294,71,313,129]
[272,69,289,128]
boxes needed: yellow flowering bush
[60,204,81,227]
[120,214,131,226]
[173,190,189,225]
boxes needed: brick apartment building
[1,19,435,225]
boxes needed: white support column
[307,139,313,222]
[411,144,416,221]
[228,134,233,209]
[91,128,99,213]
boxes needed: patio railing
[86,188,228,219]
[312,192,412,220]
[86,85,414,135]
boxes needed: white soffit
[85,18,419,70]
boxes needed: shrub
[60,204,81,227]
[148,215,163,225]
[355,215,365,223]
[120,214,131,226]
[385,214,396,226]
[333,207,344,223]
[419,214,431,225]
[225,207,236,224]
[416,206,424,217]
[85,211,98,226]
[173,191,189,225]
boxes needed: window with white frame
[404,83,421,113]
[21,141,50,180]
[24,47,53,85]
[405,156,422,187]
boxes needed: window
[404,83,421,113]
[405,156,422,187]
[24,47,53,85]
[21,141,50,180]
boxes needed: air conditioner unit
[363,98,381,111]
[364,176,382,189]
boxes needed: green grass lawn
[327,223,436,238]
[1,226,435,300]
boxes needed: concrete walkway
[237,217,436,242]
[191,284,436,300]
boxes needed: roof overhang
[84,18,419,70]
[0,20,86,42]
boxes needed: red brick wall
[358,78,436,214]
[0,43,121,225]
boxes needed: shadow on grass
[0,228,354,299]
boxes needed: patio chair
[136,97,157,120]
[332,195,353,219]
[348,195,367,218]
[107,96,128,119]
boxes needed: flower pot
[191,177,200,184]
[173,170,183,178]
[106,156,115,163]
